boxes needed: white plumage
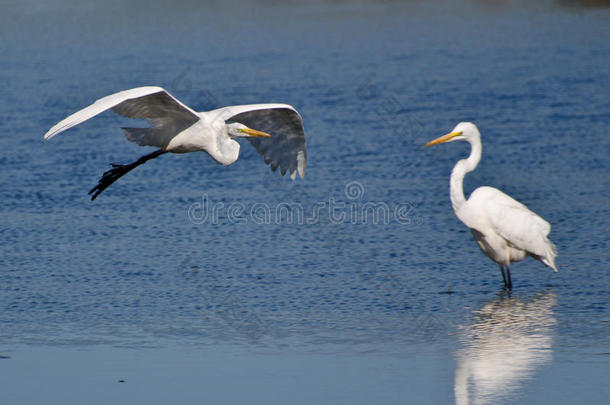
[44,86,307,199]
[426,122,558,289]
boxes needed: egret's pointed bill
[238,128,272,138]
[425,131,462,147]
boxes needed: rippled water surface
[1,1,609,404]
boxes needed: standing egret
[425,122,558,289]
[44,86,307,199]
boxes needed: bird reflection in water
[454,291,557,405]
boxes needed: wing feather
[44,86,200,148]
[470,187,557,268]
[209,104,307,179]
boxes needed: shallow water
[1,1,609,404]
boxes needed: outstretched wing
[44,86,200,148]
[210,104,307,179]
[471,186,557,270]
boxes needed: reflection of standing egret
[454,292,557,405]
[426,122,558,289]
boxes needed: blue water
[1,1,609,404]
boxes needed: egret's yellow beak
[238,128,272,138]
[425,131,462,147]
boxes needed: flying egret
[44,86,307,199]
[425,122,558,289]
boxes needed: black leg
[499,264,507,288]
[88,149,167,200]
[506,265,512,290]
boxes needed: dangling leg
[88,149,167,200]
[505,265,512,290]
[499,264,507,288]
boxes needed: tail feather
[541,238,558,272]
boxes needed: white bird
[425,122,558,289]
[44,86,307,199]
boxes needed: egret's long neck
[450,137,481,212]
[215,136,240,166]
[204,125,240,166]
